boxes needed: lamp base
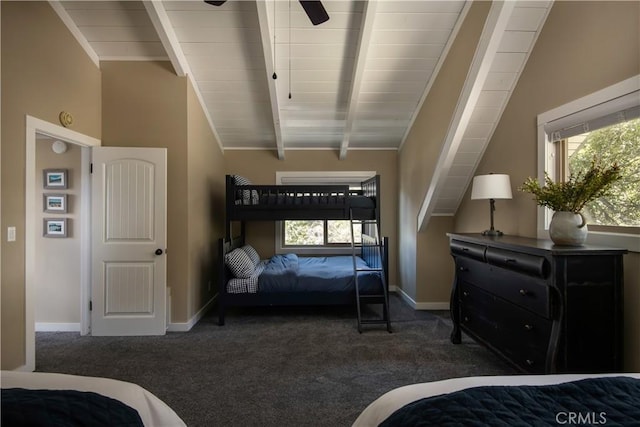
[481,229,503,236]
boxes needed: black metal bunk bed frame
[218,175,390,331]
[225,174,380,237]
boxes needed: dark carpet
[36,294,515,426]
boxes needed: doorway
[25,116,99,371]
[34,135,85,333]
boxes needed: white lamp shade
[471,174,512,200]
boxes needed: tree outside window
[284,220,362,246]
[564,117,640,227]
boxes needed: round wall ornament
[59,111,73,127]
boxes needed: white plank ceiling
[55,0,553,216]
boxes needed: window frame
[536,75,640,252]
[275,171,376,255]
[283,219,362,247]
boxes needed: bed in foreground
[353,373,640,426]
[1,371,186,427]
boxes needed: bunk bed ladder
[350,209,392,333]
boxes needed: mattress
[353,373,640,426]
[1,371,186,427]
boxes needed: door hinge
[89,300,93,311]
[90,163,93,174]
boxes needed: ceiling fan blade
[299,1,329,25]
[204,0,226,6]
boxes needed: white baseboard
[35,322,81,332]
[395,287,450,311]
[167,295,217,332]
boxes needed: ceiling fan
[204,0,330,26]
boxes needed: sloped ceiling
[52,0,552,217]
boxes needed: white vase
[549,211,588,246]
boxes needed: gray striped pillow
[241,245,260,266]
[233,175,259,205]
[224,248,255,278]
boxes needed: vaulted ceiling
[52,0,553,218]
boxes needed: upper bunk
[225,174,380,222]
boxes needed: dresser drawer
[487,266,551,318]
[456,257,551,318]
[459,283,551,373]
[451,239,486,262]
[486,247,549,279]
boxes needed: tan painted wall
[454,1,640,371]
[101,61,190,322]
[186,79,226,319]
[398,2,491,302]
[224,150,398,285]
[35,141,82,325]
[1,1,101,369]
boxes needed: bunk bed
[225,174,380,236]
[218,174,390,331]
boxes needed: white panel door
[91,147,167,335]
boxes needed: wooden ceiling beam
[339,0,378,160]
[49,1,100,68]
[416,1,516,232]
[143,1,189,77]
[256,0,285,160]
[143,0,224,154]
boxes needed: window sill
[585,231,639,253]
[537,228,639,253]
[276,246,356,256]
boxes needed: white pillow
[241,245,260,267]
[225,248,255,278]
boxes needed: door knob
[155,249,164,256]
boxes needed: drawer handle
[519,289,529,296]
[459,267,469,272]
[524,324,533,331]
[461,248,469,251]
[462,291,469,297]
[525,359,534,366]
[463,316,470,322]
[505,258,517,263]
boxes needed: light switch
[7,227,16,242]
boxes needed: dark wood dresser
[447,233,626,374]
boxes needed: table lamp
[471,173,512,236]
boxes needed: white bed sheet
[1,371,186,427]
[353,373,640,427]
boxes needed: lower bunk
[217,235,390,330]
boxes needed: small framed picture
[44,169,68,189]
[43,218,68,238]
[43,194,68,213]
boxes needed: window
[558,119,640,229]
[284,220,362,246]
[537,75,640,252]
[275,171,375,254]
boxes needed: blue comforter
[258,254,382,293]
[379,376,640,427]
[2,388,144,427]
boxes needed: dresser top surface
[447,233,627,255]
